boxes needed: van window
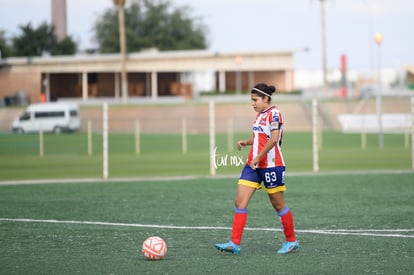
[70,110,78,117]
[19,112,31,121]
[34,111,65,118]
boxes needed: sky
[0,0,413,74]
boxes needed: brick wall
[0,71,41,103]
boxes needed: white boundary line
[1,218,413,239]
[0,169,413,186]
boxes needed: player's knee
[269,196,285,211]
[234,198,248,209]
[272,202,285,212]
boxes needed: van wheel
[53,127,62,134]
[15,128,24,134]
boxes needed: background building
[0,49,296,103]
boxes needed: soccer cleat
[215,240,241,255]
[277,241,300,254]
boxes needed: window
[34,111,65,118]
[69,110,78,117]
[19,112,31,121]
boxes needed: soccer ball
[142,236,167,260]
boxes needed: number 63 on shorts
[261,166,285,189]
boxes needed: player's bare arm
[237,138,253,151]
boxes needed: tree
[0,30,14,58]
[51,36,77,56]
[93,0,208,53]
[12,22,77,57]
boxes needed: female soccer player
[215,83,299,255]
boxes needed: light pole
[319,0,328,90]
[374,32,384,148]
[113,0,128,101]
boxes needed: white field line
[1,218,413,239]
[0,169,413,186]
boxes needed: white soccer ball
[142,236,167,260]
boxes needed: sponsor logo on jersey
[252,125,265,132]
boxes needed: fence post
[209,101,216,176]
[228,118,234,153]
[135,120,140,155]
[312,99,319,172]
[318,117,323,150]
[88,120,92,156]
[103,103,108,179]
[361,130,367,150]
[411,97,414,170]
[403,127,408,149]
[182,118,187,154]
[39,129,44,158]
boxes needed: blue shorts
[238,165,286,194]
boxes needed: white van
[12,102,81,134]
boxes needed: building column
[218,70,226,93]
[248,71,255,90]
[235,71,241,94]
[151,71,158,100]
[285,70,293,91]
[82,71,88,100]
[146,72,151,97]
[44,73,50,101]
[114,73,120,99]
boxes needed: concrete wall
[0,71,41,103]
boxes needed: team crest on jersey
[258,113,268,126]
[270,121,279,130]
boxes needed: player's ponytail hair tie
[252,87,272,98]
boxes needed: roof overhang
[3,48,296,73]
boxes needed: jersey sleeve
[269,109,282,131]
